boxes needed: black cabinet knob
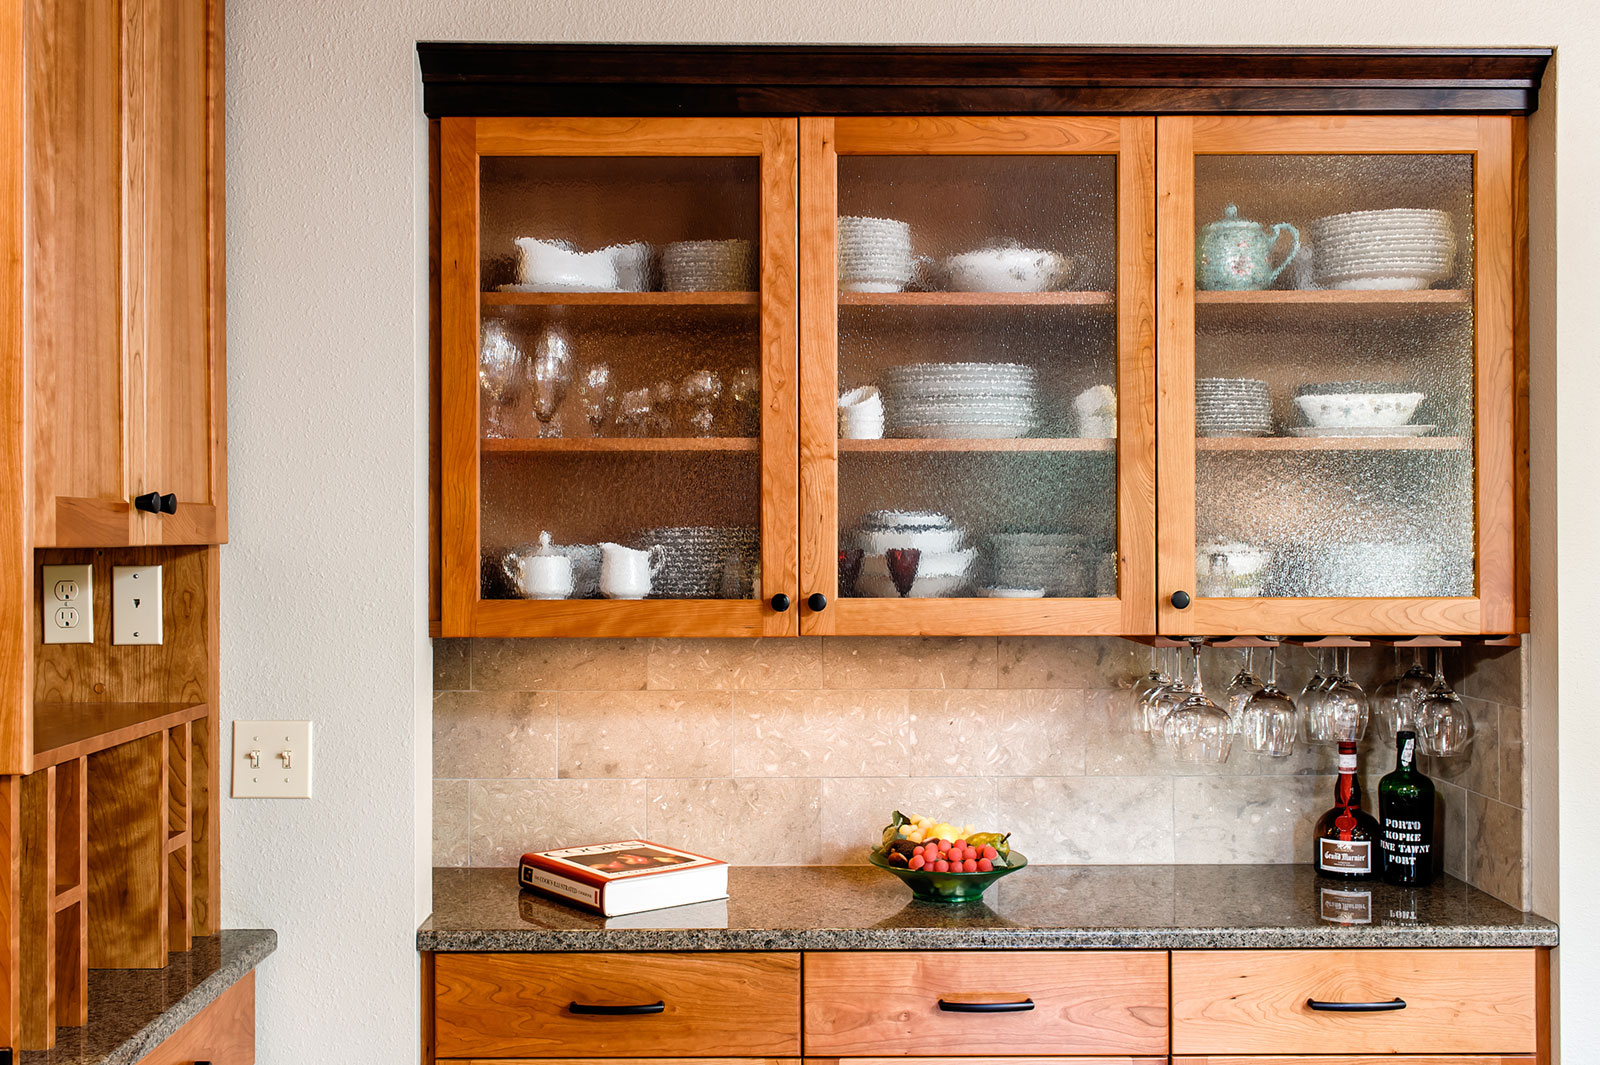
[1170,590,1191,609]
[159,493,178,514]
[770,593,791,612]
[807,592,828,612]
[133,491,162,514]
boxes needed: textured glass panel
[1192,154,1475,599]
[835,155,1120,600]
[477,157,761,601]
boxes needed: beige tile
[1500,702,1526,810]
[819,778,998,865]
[1437,779,1468,881]
[1467,791,1525,908]
[910,689,1087,777]
[997,776,1174,864]
[649,779,821,865]
[1173,775,1326,864]
[468,779,647,866]
[433,638,471,691]
[997,636,1146,690]
[1457,644,1526,707]
[473,638,648,691]
[647,637,824,690]
[559,691,733,778]
[823,637,997,689]
[433,690,557,779]
[433,779,470,868]
[1420,697,1499,800]
[732,690,911,777]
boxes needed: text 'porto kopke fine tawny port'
[1314,741,1380,880]
[1380,729,1437,885]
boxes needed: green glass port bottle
[1379,730,1436,885]
[1313,741,1380,880]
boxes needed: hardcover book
[519,840,729,917]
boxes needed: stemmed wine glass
[727,366,761,435]
[478,319,528,439]
[616,387,652,437]
[1299,650,1331,727]
[1239,643,1298,758]
[1418,649,1474,757]
[1163,640,1234,764]
[1306,647,1368,745]
[1129,647,1170,735]
[680,369,724,437]
[529,326,574,437]
[577,362,616,436]
[1224,647,1265,734]
[1142,647,1191,744]
[1373,648,1433,747]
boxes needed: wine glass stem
[1189,641,1205,698]
[1266,645,1278,687]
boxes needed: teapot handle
[1264,222,1301,286]
[501,553,523,586]
[647,544,666,577]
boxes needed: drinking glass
[577,362,616,435]
[530,326,574,437]
[1373,648,1433,747]
[1239,645,1298,758]
[1224,647,1265,733]
[1143,648,1191,745]
[727,366,761,435]
[616,387,652,437]
[1306,647,1368,745]
[479,319,528,438]
[1129,646,1170,735]
[1418,650,1474,757]
[1163,640,1234,764]
[680,369,724,436]
[650,379,678,436]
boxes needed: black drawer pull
[1306,997,1406,1013]
[569,1000,666,1016]
[937,998,1034,1013]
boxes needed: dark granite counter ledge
[21,929,277,1065]
[420,865,1556,952]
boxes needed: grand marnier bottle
[1313,741,1380,880]
[1379,730,1436,885]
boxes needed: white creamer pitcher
[599,542,665,600]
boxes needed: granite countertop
[420,865,1556,952]
[21,929,277,1065]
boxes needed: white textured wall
[221,2,1594,1062]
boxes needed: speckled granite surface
[420,865,1556,951]
[20,930,277,1065]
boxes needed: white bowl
[979,587,1047,598]
[855,528,964,555]
[1294,392,1424,429]
[942,247,1077,293]
[514,238,623,292]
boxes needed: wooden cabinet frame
[1156,116,1516,637]
[438,117,800,638]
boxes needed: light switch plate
[42,564,93,644]
[232,721,313,798]
[112,565,162,645]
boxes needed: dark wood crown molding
[417,44,1551,118]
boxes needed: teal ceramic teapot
[1196,204,1300,291]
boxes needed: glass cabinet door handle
[569,1000,666,1016]
[938,998,1035,1013]
[1170,590,1192,609]
[770,593,791,612]
[1306,997,1406,1012]
[807,593,828,612]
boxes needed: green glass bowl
[868,847,1028,903]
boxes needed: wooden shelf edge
[1196,288,1471,305]
[839,290,1114,307]
[482,290,758,306]
[839,437,1115,453]
[1197,435,1469,452]
[31,702,210,770]
[482,436,759,453]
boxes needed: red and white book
[519,840,729,917]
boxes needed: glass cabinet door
[438,118,798,637]
[1157,117,1516,636]
[798,118,1156,635]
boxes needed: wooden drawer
[802,951,1168,1056]
[1171,949,1540,1056]
[433,952,802,1058]
[135,971,255,1065]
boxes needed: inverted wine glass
[1239,644,1297,758]
[1163,640,1233,765]
[1418,649,1474,758]
[1373,648,1433,747]
[1129,646,1170,735]
[1224,647,1265,733]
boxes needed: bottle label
[1381,816,1431,872]
[1319,887,1373,924]
[1319,838,1372,874]
[1338,751,1358,773]
[1400,737,1416,767]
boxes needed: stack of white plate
[853,511,963,554]
[644,526,759,598]
[882,362,1038,439]
[850,511,972,597]
[838,216,913,293]
[661,240,756,292]
[1196,378,1272,437]
[1311,209,1457,291]
[987,532,1093,597]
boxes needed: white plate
[1288,424,1437,437]
[1323,276,1440,291]
[979,587,1047,598]
[894,423,1034,439]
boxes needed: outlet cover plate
[111,565,163,645]
[42,564,93,644]
[232,721,313,798]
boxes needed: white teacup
[599,542,666,599]
[504,552,574,600]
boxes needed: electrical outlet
[112,565,162,645]
[231,721,313,798]
[42,564,93,644]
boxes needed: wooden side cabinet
[134,970,256,1065]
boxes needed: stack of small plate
[882,362,1039,439]
[1196,378,1272,437]
[1311,209,1457,291]
[838,216,913,293]
[661,240,756,292]
[986,532,1093,597]
[644,526,759,598]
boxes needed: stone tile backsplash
[432,636,1532,909]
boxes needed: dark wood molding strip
[418,44,1551,118]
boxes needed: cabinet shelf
[840,291,1114,308]
[1197,435,1470,452]
[481,291,758,307]
[482,437,759,453]
[1195,288,1471,326]
[32,701,209,769]
[840,437,1115,453]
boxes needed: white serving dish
[859,549,976,580]
[941,247,1077,293]
[856,573,969,598]
[514,237,623,292]
[1294,391,1425,429]
[855,527,964,555]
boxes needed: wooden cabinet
[22,0,226,550]
[134,969,255,1065]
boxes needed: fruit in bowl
[871,811,1027,903]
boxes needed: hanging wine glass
[1373,648,1433,747]
[1239,643,1298,758]
[1130,646,1170,735]
[1144,647,1191,746]
[1307,647,1368,745]
[1418,649,1474,757]
[1163,639,1233,765]
[1224,647,1265,734]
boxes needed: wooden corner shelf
[481,290,758,307]
[32,702,209,770]
[839,437,1115,453]
[1196,435,1470,452]
[481,437,759,453]
[839,290,1114,307]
